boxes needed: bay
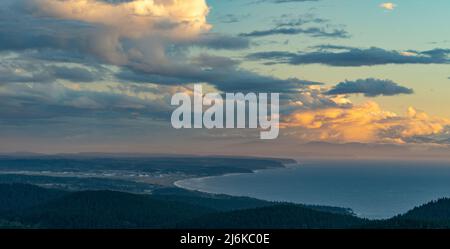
[176,160,450,219]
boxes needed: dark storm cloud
[247,46,450,66]
[326,78,414,97]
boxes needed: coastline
[173,161,300,194]
[174,172,248,193]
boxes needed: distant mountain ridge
[0,152,296,163]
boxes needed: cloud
[380,2,396,10]
[282,102,450,144]
[0,0,248,59]
[193,33,250,50]
[49,66,99,83]
[240,27,349,38]
[10,0,211,65]
[0,54,103,84]
[247,46,450,66]
[273,14,328,27]
[0,81,180,121]
[240,13,348,39]
[256,0,319,3]
[0,0,317,94]
[278,86,353,118]
[116,64,319,93]
[217,14,250,24]
[25,0,211,39]
[326,78,414,97]
[0,0,447,150]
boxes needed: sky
[1,0,450,158]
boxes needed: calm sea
[176,160,450,219]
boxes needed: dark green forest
[1,183,450,229]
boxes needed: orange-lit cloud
[23,0,211,65]
[282,101,450,144]
[380,2,396,11]
[28,0,211,39]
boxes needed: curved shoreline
[173,162,300,194]
[174,172,252,194]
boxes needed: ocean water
[176,160,450,219]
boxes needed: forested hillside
[1,184,450,229]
